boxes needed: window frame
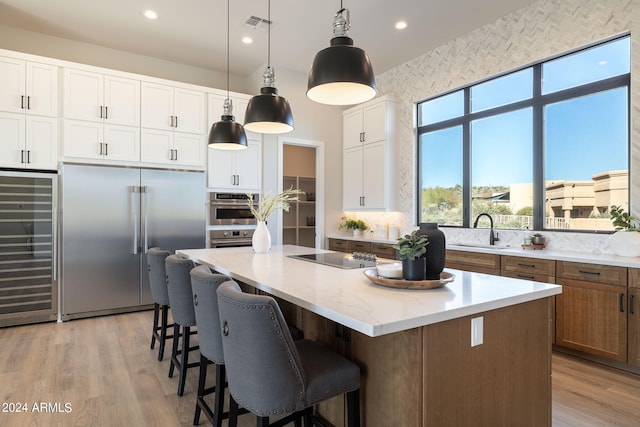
[416,35,631,232]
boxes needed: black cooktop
[288,253,378,269]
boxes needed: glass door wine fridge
[0,170,57,327]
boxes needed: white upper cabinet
[141,82,206,134]
[342,96,399,211]
[0,56,58,169]
[63,68,140,126]
[140,83,206,167]
[0,57,58,117]
[63,119,140,162]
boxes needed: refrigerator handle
[142,186,149,253]
[132,186,140,254]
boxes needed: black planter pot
[418,223,446,280]
[402,258,426,281]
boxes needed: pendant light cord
[267,0,271,68]
[226,0,230,101]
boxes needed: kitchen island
[178,245,562,426]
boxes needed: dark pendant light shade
[307,7,376,106]
[245,69,294,134]
[209,0,248,150]
[208,102,248,150]
[244,0,294,134]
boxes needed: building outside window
[417,35,630,232]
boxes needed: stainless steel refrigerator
[60,164,205,319]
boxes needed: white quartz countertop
[178,245,561,338]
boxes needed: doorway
[277,138,324,249]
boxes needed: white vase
[609,231,640,257]
[252,221,271,253]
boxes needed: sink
[449,243,511,250]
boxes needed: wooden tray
[363,269,455,290]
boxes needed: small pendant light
[209,0,248,150]
[244,0,294,134]
[307,2,377,106]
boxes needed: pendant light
[208,0,247,150]
[307,1,377,106]
[244,0,294,134]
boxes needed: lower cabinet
[445,249,500,275]
[328,238,395,259]
[629,269,640,367]
[555,262,628,362]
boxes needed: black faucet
[473,213,499,245]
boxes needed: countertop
[327,234,640,268]
[178,245,561,337]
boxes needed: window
[417,35,630,232]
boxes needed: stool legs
[346,389,360,427]
[177,325,191,396]
[150,303,160,350]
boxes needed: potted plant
[609,205,640,257]
[247,187,303,253]
[339,216,369,236]
[393,231,429,280]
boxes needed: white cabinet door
[141,128,173,165]
[234,139,261,191]
[63,68,103,122]
[26,62,58,117]
[0,112,25,167]
[173,132,205,167]
[63,119,103,160]
[25,116,57,169]
[362,102,387,143]
[232,96,260,140]
[174,88,205,134]
[208,146,236,188]
[103,124,140,162]
[104,75,140,126]
[343,109,363,150]
[141,82,173,130]
[362,141,386,210]
[342,146,364,211]
[0,57,26,114]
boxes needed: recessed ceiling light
[144,10,158,20]
[598,60,608,66]
[395,21,408,30]
[242,36,253,44]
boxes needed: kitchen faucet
[473,213,499,245]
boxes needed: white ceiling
[0,0,539,77]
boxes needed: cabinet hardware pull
[620,293,625,313]
[174,116,178,128]
[631,294,635,315]
[517,274,534,280]
[26,150,30,163]
[21,95,24,109]
[236,174,239,185]
[174,149,178,161]
[362,196,365,206]
[27,96,31,110]
[99,143,103,155]
[100,106,103,118]
[517,263,535,268]
[104,106,108,119]
[578,270,600,276]
[104,143,108,156]
[20,150,25,163]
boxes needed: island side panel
[350,327,424,427]
[423,298,551,426]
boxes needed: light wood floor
[1,311,639,427]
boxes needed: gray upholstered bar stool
[166,254,200,397]
[147,247,175,361]
[217,281,361,427]
[190,265,248,426]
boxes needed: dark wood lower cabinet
[629,287,640,367]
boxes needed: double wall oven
[209,192,259,248]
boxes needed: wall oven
[209,229,254,248]
[209,192,259,226]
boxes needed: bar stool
[166,254,200,397]
[190,265,244,426]
[147,247,174,361]
[216,280,361,427]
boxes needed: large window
[417,35,630,231]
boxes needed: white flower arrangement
[247,188,304,222]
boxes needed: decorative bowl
[376,262,403,279]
